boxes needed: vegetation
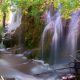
[12,0,80,18]
[0,0,80,19]
[54,0,80,18]
[0,0,10,28]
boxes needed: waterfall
[50,13,63,65]
[41,7,80,66]
[67,11,80,62]
[6,7,22,33]
[41,7,64,65]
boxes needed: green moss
[0,25,4,34]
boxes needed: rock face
[0,34,2,43]
[3,38,15,48]
[12,15,35,48]
[3,14,43,49]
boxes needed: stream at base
[0,48,76,80]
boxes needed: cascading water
[0,40,5,49]
[41,7,52,60]
[41,7,80,66]
[6,5,22,33]
[3,4,23,49]
[41,7,64,65]
[50,13,63,65]
[67,11,80,62]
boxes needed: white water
[51,14,63,64]
[67,11,80,61]
[6,8,22,33]
[41,9,80,66]
[41,8,64,64]
[41,21,54,60]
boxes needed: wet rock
[6,47,24,54]
[0,34,2,43]
[22,50,32,56]
[4,77,15,80]
[34,71,54,79]
[27,48,40,59]
[3,38,15,48]
[4,13,43,49]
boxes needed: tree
[54,0,80,18]
[0,0,10,28]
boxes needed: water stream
[6,6,22,33]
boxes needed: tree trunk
[3,12,6,28]
[0,0,3,3]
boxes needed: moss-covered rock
[3,38,15,48]
[0,34,2,43]
[12,14,43,49]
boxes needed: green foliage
[54,0,80,18]
[12,0,44,17]
[0,25,4,34]
[0,0,10,26]
[0,0,80,19]
[23,15,43,49]
[0,0,10,13]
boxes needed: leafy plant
[0,0,10,13]
[54,0,80,18]
[0,25,4,34]
[12,0,44,16]
[0,0,11,28]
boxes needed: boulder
[0,34,2,43]
[5,14,43,49]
